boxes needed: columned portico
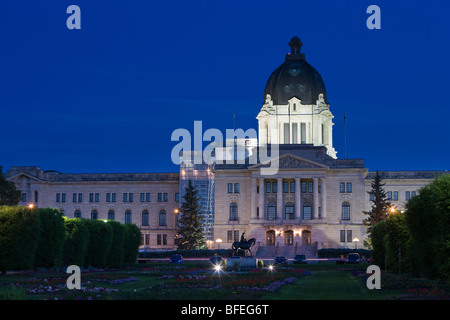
[276,177,283,220]
[321,177,326,219]
[259,178,265,220]
[313,177,319,219]
[294,177,301,219]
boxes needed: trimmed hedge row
[139,249,233,259]
[317,248,372,259]
[0,206,142,274]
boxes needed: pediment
[6,172,43,183]
[249,153,328,170]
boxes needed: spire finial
[289,36,303,55]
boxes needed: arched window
[74,210,81,219]
[267,202,276,220]
[91,210,98,220]
[125,210,132,224]
[342,202,350,220]
[229,202,238,221]
[142,210,149,226]
[159,210,166,226]
[285,202,294,220]
[107,210,115,221]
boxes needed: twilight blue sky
[0,0,449,174]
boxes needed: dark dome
[264,37,327,105]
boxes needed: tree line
[364,171,449,280]
[0,206,142,275]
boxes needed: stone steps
[255,244,317,259]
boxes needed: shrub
[122,223,142,264]
[106,221,125,268]
[34,208,66,269]
[0,206,41,274]
[317,248,372,259]
[83,219,113,268]
[63,217,90,267]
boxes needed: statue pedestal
[226,258,259,270]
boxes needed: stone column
[252,178,258,220]
[259,178,265,220]
[294,178,301,220]
[313,177,319,219]
[277,177,283,220]
[321,177,326,219]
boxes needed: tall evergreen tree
[363,170,392,239]
[176,180,207,250]
[0,166,21,206]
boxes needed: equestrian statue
[231,232,256,257]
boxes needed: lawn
[0,261,448,300]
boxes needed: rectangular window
[111,193,116,202]
[393,191,398,201]
[405,191,410,200]
[300,123,306,144]
[284,123,290,143]
[340,182,345,193]
[303,206,311,220]
[89,193,94,202]
[227,230,233,243]
[145,234,150,246]
[175,193,179,202]
[163,193,168,202]
[340,230,345,242]
[266,182,271,193]
[272,181,277,193]
[78,193,82,203]
[123,193,128,202]
[163,234,167,245]
[347,230,353,243]
[106,193,111,202]
[56,193,61,203]
[283,182,289,193]
[234,230,240,243]
[95,193,99,203]
[370,193,375,201]
[146,193,151,202]
[158,193,162,202]
[73,193,77,202]
[308,181,313,193]
[140,193,145,202]
[62,193,66,203]
[228,183,233,194]
[290,182,295,193]
[157,234,161,246]
[129,193,133,202]
[234,183,239,194]
[387,191,392,200]
[411,191,416,197]
[22,193,27,203]
[301,181,307,193]
[292,123,298,144]
[346,182,352,193]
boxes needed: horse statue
[232,233,256,257]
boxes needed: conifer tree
[176,180,207,250]
[363,170,392,238]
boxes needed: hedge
[0,206,41,274]
[83,219,113,268]
[317,248,372,259]
[139,249,233,259]
[106,221,125,268]
[63,217,90,267]
[34,208,66,269]
[122,223,142,264]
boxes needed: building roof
[263,36,327,106]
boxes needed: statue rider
[240,232,247,244]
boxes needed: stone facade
[5,167,180,250]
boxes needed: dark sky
[1,0,449,174]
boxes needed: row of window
[228,181,351,194]
[55,192,179,203]
[369,191,416,201]
[141,234,168,246]
[228,201,351,221]
[72,209,168,226]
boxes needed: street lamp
[352,237,360,249]
[172,208,180,250]
[27,203,35,209]
[216,238,222,250]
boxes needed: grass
[261,269,400,300]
